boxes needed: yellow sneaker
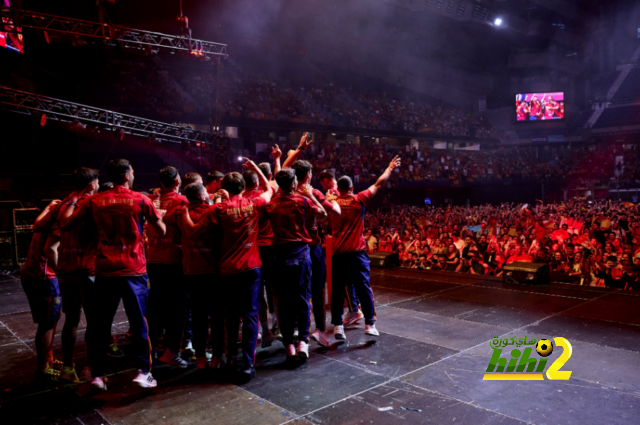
[59,366,80,383]
[34,367,60,383]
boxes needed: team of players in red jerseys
[21,134,401,391]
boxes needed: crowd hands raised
[362,201,640,290]
[22,134,404,392]
[253,140,640,189]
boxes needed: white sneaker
[310,329,329,348]
[81,366,92,382]
[365,324,379,336]
[297,341,309,359]
[195,356,209,370]
[132,370,157,388]
[159,348,189,368]
[286,344,296,358]
[344,310,364,327]
[91,376,107,392]
[183,340,195,357]
[334,325,346,340]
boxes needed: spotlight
[237,156,243,161]
[494,18,503,26]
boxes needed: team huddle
[516,93,565,121]
[21,134,401,391]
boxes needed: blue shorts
[21,277,61,326]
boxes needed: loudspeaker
[503,262,550,285]
[369,251,399,269]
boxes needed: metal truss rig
[0,7,227,57]
[0,86,214,144]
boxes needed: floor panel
[402,352,640,425]
[376,305,510,350]
[241,355,387,415]
[303,380,525,425]
[1,271,639,425]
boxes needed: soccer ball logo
[536,339,553,357]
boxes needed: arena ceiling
[18,0,632,79]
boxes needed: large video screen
[515,92,564,121]
[0,0,24,54]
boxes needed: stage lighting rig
[0,86,216,145]
[0,6,227,57]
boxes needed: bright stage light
[237,156,243,161]
[494,18,503,26]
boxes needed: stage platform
[1,268,640,425]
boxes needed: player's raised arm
[243,157,273,203]
[298,183,327,219]
[368,155,401,197]
[282,132,313,169]
[272,144,282,176]
[33,200,60,232]
[324,191,341,218]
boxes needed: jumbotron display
[515,92,564,121]
[0,0,23,54]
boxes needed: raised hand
[388,155,401,170]
[299,132,313,150]
[242,157,259,172]
[271,144,282,161]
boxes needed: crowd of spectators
[107,56,505,139]
[214,77,503,138]
[99,57,197,116]
[220,76,325,124]
[89,54,640,190]
[253,141,637,187]
[361,200,640,290]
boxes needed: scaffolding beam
[0,86,215,144]
[0,7,227,56]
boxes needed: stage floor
[1,269,640,425]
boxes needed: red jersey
[194,195,267,275]
[266,192,320,246]
[330,190,373,255]
[530,102,542,117]
[21,226,59,281]
[147,191,186,264]
[245,189,274,246]
[56,193,98,276]
[294,188,332,246]
[72,186,161,276]
[172,203,220,275]
[516,103,528,121]
[544,102,558,118]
